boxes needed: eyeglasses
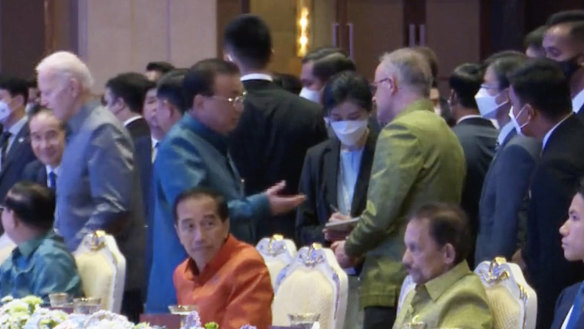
[370,78,391,93]
[208,91,247,107]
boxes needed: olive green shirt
[393,261,493,329]
[345,99,466,308]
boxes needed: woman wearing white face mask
[296,70,375,329]
[296,71,376,245]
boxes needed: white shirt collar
[123,115,142,126]
[456,114,483,125]
[497,122,515,146]
[543,114,571,150]
[572,89,584,114]
[240,73,273,82]
[151,136,159,146]
[45,165,61,176]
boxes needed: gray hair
[378,48,432,97]
[36,51,94,92]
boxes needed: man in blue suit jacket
[551,182,584,329]
[146,59,305,313]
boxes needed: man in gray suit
[449,63,498,266]
[36,51,145,321]
[474,54,540,263]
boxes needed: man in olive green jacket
[331,48,465,329]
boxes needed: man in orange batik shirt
[173,187,273,329]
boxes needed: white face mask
[474,87,508,119]
[508,106,528,136]
[299,87,321,104]
[330,119,368,146]
[0,101,11,123]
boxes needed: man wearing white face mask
[448,63,497,267]
[299,47,346,103]
[296,70,376,329]
[508,58,584,329]
[0,76,36,207]
[474,53,541,265]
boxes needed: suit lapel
[1,125,28,175]
[322,139,340,209]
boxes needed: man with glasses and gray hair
[331,48,465,329]
[146,58,306,313]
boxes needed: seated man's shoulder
[34,234,75,260]
[228,240,268,270]
[447,271,488,296]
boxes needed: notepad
[324,217,359,231]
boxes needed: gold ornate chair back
[474,257,537,329]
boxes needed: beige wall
[77,0,217,93]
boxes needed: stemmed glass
[288,313,320,329]
[168,304,198,328]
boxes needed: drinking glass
[49,293,70,308]
[73,297,101,314]
[168,304,198,328]
[288,313,320,329]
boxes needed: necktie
[151,141,159,163]
[0,131,12,170]
[48,171,57,190]
[566,283,584,329]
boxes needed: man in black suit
[448,63,498,267]
[509,58,584,329]
[104,72,154,221]
[23,108,66,189]
[223,15,328,241]
[543,10,584,123]
[0,76,37,205]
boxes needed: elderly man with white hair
[330,48,465,329]
[36,51,145,321]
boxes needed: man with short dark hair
[0,182,82,302]
[543,10,584,122]
[104,72,154,222]
[508,58,584,329]
[145,61,175,82]
[300,47,344,102]
[393,203,493,329]
[23,109,66,189]
[524,26,547,58]
[223,15,327,241]
[449,63,497,266]
[474,53,540,264]
[173,187,273,329]
[0,75,36,204]
[146,58,305,312]
[154,69,187,139]
[144,69,188,282]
